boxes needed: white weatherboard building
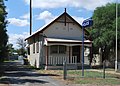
[25,11,102,69]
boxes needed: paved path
[0,61,66,86]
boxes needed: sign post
[82,18,93,77]
[115,0,118,72]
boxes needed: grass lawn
[38,69,120,85]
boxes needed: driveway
[0,61,66,86]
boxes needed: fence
[48,56,77,65]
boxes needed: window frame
[50,45,66,54]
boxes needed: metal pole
[82,26,84,77]
[30,0,32,35]
[63,60,67,80]
[115,0,118,72]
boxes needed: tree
[88,3,120,62]
[7,43,15,56]
[16,38,26,56]
[0,0,8,61]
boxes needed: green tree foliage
[88,3,120,61]
[7,43,16,56]
[16,38,27,56]
[0,0,8,61]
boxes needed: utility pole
[30,0,32,35]
[115,0,118,72]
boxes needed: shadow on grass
[0,78,48,84]
[4,71,59,77]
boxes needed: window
[36,34,39,53]
[50,45,66,54]
[27,47,30,55]
[36,42,39,53]
[33,37,35,53]
[33,43,35,53]
[70,28,73,30]
[59,45,66,54]
[50,45,58,54]
[55,27,58,30]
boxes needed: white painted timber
[43,22,82,40]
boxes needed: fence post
[63,60,67,80]
[103,60,106,79]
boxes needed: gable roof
[25,12,88,40]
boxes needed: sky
[4,0,116,48]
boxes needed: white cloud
[24,0,114,10]
[36,11,56,24]
[37,11,54,20]
[6,8,10,13]
[24,0,29,5]
[8,32,29,49]
[36,11,85,25]
[8,18,29,27]
[20,13,30,19]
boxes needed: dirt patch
[0,84,9,86]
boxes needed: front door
[72,46,80,63]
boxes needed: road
[0,61,66,86]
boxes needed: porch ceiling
[44,38,92,46]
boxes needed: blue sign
[81,18,93,77]
[82,18,93,28]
